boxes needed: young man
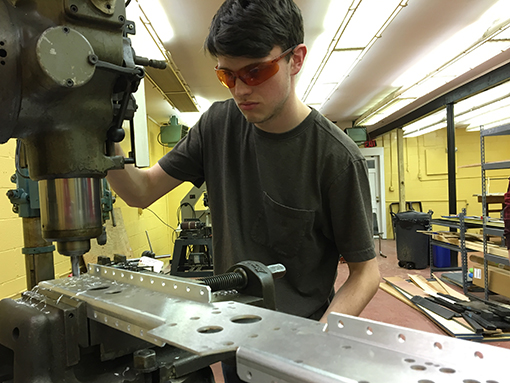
[108,2,379,379]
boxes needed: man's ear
[290,44,307,75]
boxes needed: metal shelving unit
[429,210,480,295]
[480,123,510,300]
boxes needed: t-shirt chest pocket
[251,192,315,258]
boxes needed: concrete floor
[211,239,510,382]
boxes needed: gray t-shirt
[159,99,375,317]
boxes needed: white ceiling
[140,0,509,133]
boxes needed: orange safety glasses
[215,45,297,89]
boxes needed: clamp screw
[66,79,74,87]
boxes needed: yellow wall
[381,128,510,237]
[115,118,192,259]
[0,118,193,299]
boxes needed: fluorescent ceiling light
[393,2,510,89]
[404,81,510,136]
[466,117,510,132]
[459,102,510,127]
[359,98,415,126]
[306,83,337,105]
[404,123,444,138]
[316,50,361,85]
[137,0,174,43]
[126,2,167,61]
[358,1,510,127]
[299,0,408,108]
[400,39,510,100]
[439,41,510,78]
[336,0,403,49]
[456,81,510,114]
[403,110,445,134]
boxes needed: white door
[360,147,386,238]
[367,157,382,234]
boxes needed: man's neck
[255,97,311,134]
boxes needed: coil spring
[200,272,245,292]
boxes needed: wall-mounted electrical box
[160,116,189,146]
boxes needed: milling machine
[0,0,164,276]
[1,1,510,383]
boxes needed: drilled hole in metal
[439,367,456,374]
[0,49,6,58]
[411,365,426,371]
[230,315,262,324]
[88,286,109,291]
[197,326,223,334]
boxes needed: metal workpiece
[31,265,510,383]
[237,313,507,383]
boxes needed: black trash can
[391,210,431,269]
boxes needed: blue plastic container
[432,245,451,268]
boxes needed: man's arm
[319,257,380,323]
[107,145,183,208]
